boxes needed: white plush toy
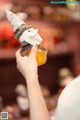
[5,9,42,47]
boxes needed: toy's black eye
[28,30,30,32]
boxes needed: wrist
[25,72,38,82]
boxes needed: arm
[15,45,50,120]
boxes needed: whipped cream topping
[5,9,43,45]
[5,9,25,32]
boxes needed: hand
[15,45,38,80]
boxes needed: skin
[15,45,50,120]
[16,44,80,120]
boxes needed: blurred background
[0,0,80,119]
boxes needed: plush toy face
[19,28,42,45]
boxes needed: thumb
[30,45,37,58]
[15,48,22,59]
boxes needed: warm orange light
[26,47,48,66]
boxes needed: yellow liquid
[26,48,47,66]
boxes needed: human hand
[15,45,38,80]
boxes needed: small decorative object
[70,4,80,21]
[42,6,53,20]
[59,68,74,88]
[27,6,41,19]
[5,9,48,66]
[16,12,28,21]
[66,0,76,9]
[15,84,29,116]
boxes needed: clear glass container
[21,46,48,66]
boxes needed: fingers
[30,45,37,57]
[15,48,22,59]
[15,45,37,60]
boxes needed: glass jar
[21,46,48,66]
